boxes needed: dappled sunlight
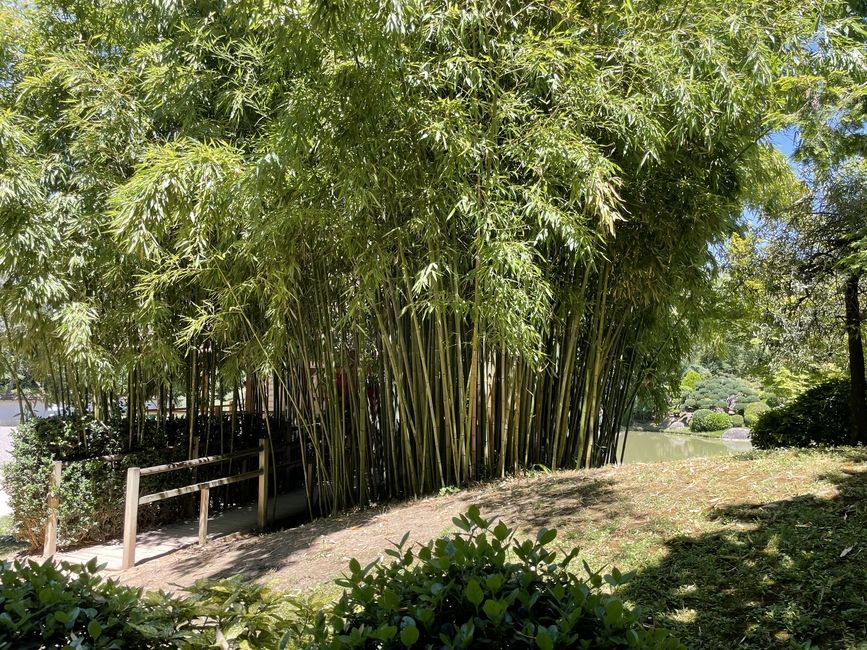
[623,465,867,648]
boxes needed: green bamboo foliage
[0,0,863,511]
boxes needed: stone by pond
[723,427,751,440]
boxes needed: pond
[620,430,751,464]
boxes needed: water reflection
[621,430,751,464]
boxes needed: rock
[722,427,751,440]
[668,421,687,430]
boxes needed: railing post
[198,487,209,546]
[258,438,269,529]
[122,467,141,570]
[43,460,62,557]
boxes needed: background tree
[0,0,862,507]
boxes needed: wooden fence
[42,439,271,570]
[121,439,269,569]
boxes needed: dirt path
[117,465,620,593]
[116,449,867,598]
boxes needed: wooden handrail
[138,469,263,505]
[122,438,270,570]
[140,446,262,476]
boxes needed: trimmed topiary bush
[681,375,761,413]
[729,414,744,428]
[751,379,854,448]
[689,410,732,433]
[743,401,770,426]
[310,506,684,649]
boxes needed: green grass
[547,449,867,649]
[617,453,867,649]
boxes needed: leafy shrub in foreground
[0,558,312,650]
[752,379,854,448]
[310,506,684,649]
[743,401,770,426]
[0,557,185,649]
[689,410,731,432]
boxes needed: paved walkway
[51,490,310,571]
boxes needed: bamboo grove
[0,0,863,512]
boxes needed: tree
[0,0,862,507]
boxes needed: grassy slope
[607,449,867,649]
[116,448,865,649]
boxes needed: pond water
[621,430,752,464]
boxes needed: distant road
[0,425,11,465]
[0,426,11,517]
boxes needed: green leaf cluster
[688,409,733,433]
[310,506,684,649]
[751,379,857,448]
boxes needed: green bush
[0,417,188,550]
[0,558,311,650]
[689,409,732,432]
[310,506,683,649]
[729,414,744,428]
[679,369,703,394]
[752,380,854,449]
[0,557,185,649]
[743,401,770,426]
[681,375,761,413]
[764,394,785,409]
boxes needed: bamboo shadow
[622,456,867,649]
[126,470,627,592]
[472,472,625,532]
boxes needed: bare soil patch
[116,448,867,607]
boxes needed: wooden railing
[121,438,270,569]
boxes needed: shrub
[0,558,312,650]
[729,414,744,428]
[310,506,684,649]
[0,414,288,550]
[752,379,854,448]
[0,417,188,550]
[765,394,785,409]
[680,375,761,413]
[0,557,185,649]
[743,401,770,426]
[679,369,703,394]
[689,410,732,432]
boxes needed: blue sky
[768,128,799,160]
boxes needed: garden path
[49,489,309,571]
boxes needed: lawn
[108,448,865,648]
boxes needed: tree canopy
[0,0,863,506]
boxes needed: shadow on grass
[623,452,867,649]
[473,473,625,531]
[137,471,627,589]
